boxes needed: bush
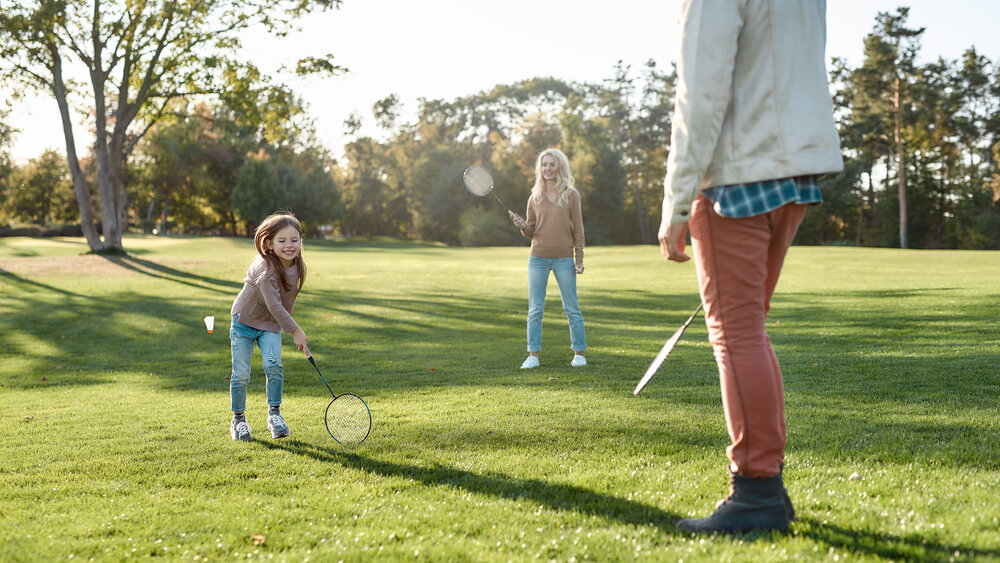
[0,222,82,237]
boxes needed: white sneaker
[267,412,290,438]
[571,355,587,367]
[520,356,540,369]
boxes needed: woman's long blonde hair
[530,148,575,207]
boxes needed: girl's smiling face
[267,224,302,266]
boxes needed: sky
[6,0,1000,163]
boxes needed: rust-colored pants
[689,195,806,478]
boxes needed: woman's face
[267,224,302,267]
[540,154,559,182]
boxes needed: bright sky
[7,0,1000,163]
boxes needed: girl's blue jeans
[230,314,283,413]
[527,256,586,353]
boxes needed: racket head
[463,165,494,197]
[633,303,703,396]
[324,393,372,444]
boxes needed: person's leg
[690,197,799,478]
[526,256,550,355]
[229,317,255,440]
[230,318,255,415]
[259,330,289,438]
[259,330,284,408]
[676,197,804,534]
[551,257,586,356]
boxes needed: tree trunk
[49,43,103,251]
[89,0,124,252]
[856,166,873,246]
[634,176,650,244]
[894,76,908,249]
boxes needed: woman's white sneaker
[571,355,587,367]
[520,356,540,369]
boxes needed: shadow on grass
[0,267,90,298]
[260,438,684,532]
[797,517,1000,560]
[4,253,1000,469]
[99,254,242,294]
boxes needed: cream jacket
[663,0,844,224]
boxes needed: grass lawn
[1,235,998,561]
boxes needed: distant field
[1,235,998,561]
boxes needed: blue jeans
[527,256,586,353]
[230,314,284,413]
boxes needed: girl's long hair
[253,212,306,293]
[530,148,575,207]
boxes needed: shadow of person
[258,439,684,532]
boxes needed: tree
[0,103,15,213]
[869,8,925,249]
[5,149,76,224]
[0,0,342,252]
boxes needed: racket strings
[463,166,494,196]
[326,394,371,444]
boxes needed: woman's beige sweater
[518,188,585,267]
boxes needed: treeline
[2,8,999,249]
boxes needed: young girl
[509,148,587,369]
[229,212,310,441]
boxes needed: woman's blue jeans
[230,315,284,413]
[527,256,586,353]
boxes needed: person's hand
[509,210,526,228]
[575,263,584,275]
[292,327,309,355]
[658,218,691,262]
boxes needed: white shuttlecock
[204,316,215,333]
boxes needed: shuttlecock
[204,316,215,333]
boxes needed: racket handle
[493,194,513,214]
[308,355,336,397]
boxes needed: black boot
[780,463,795,521]
[677,472,790,534]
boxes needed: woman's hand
[575,264,585,275]
[509,210,527,229]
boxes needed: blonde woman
[509,148,586,369]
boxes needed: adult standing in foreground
[510,148,587,369]
[659,0,843,533]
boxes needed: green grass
[1,235,998,561]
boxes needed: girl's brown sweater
[230,257,301,334]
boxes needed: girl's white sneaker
[571,355,587,367]
[520,356,540,369]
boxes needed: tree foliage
[0,0,342,252]
[4,8,1000,249]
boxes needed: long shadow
[798,517,1000,560]
[259,438,683,531]
[99,254,242,294]
[0,267,89,298]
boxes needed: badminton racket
[308,355,371,444]
[633,303,703,396]
[463,165,514,214]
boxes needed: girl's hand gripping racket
[633,303,703,395]
[463,165,514,214]
[308,355,371,444]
